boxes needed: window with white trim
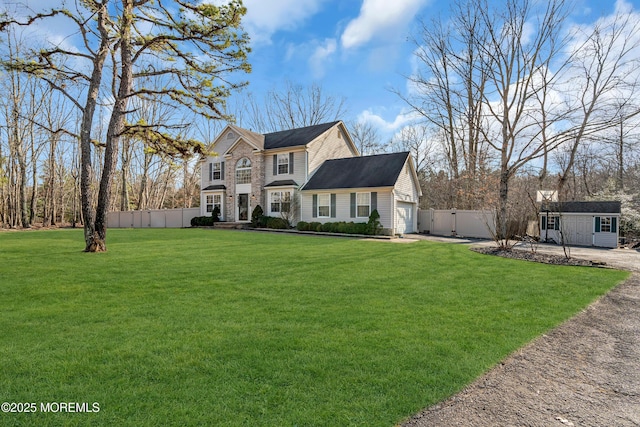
[600,217,612,232]
[277,154,289,175]
[212,162,222,180]
[206,194,222,213]
[235,158,251,184]
[356,192,370,217]
[317,194,330,218]
[270,191,291,213]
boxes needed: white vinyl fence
[418,209,496,239]
[107,208,200,228]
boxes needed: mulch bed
[470,246,607,267]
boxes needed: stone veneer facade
[223,140,265,222]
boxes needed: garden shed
[539,201,621,248]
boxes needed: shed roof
[542,201,621,214]
[301,152,410,190]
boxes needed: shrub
[191,216,214,227]
[308,222,321,232]
[211,206,221,222]
[366,209,382,235]
[266,217,288,229]
[296,221,309,231]
[251,205,264,227]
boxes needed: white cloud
[240,0,327,44]
[341,0,429,49]
[357,109,420,140]
[309,38,337,78]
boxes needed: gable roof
[542,201,621,214]
[263,121,340,149]
[301,152,411,190]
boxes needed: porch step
[213,222,249,230]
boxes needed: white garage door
[396,202,414,234]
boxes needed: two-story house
[200,121,422,234]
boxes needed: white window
[206,194,222,213]
[270,191,291,213]
[600,217,612,232]
[277,154,289,175]
[318,194,330,218]
[235,158,251,184]
[212,162,222,180]
[542,216,560,230]
[356,192,370,218]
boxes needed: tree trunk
[81,3,110,252]
[91,0,134,251]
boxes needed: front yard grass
[0,228,629,426]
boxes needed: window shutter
[371,192,377,211]
[209,163,213,181]
[554,216,560,230]
[273,155,278,175]
[289,152,294,174]
[612,217,617,233]
[331,194,336,218]
[350,193,356,218]
[221,161,225,178]
[312,194,318,218]
[595,216,601,233]
[541,216,547,230]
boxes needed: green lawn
[0,229,628,426]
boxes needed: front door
[237,193,249,221]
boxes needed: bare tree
[349,120,383,155]
[243,81,348,132]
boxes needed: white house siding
[200,128,241,190]
[307,126,358,176]
[394,161,420,203]
[300,189,394,232]
[594,232,618,248]
[201,155,226,190]
[263,149,307,186]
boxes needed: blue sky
[237,0,640,140]
[3,0,640,143]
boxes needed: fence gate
[418,209,495,239]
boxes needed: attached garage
[539,201,621,248]
[396,202,415,234]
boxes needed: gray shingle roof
[265,180,299,187]
[263,121,340,149]
[301,152,410,190]
[202,185,226,191]
[542,201,621,214]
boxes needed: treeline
[0,66,205,228]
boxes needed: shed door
[396,202,414,234]
[563,216,592,246]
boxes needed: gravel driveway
[400,236,640,426]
